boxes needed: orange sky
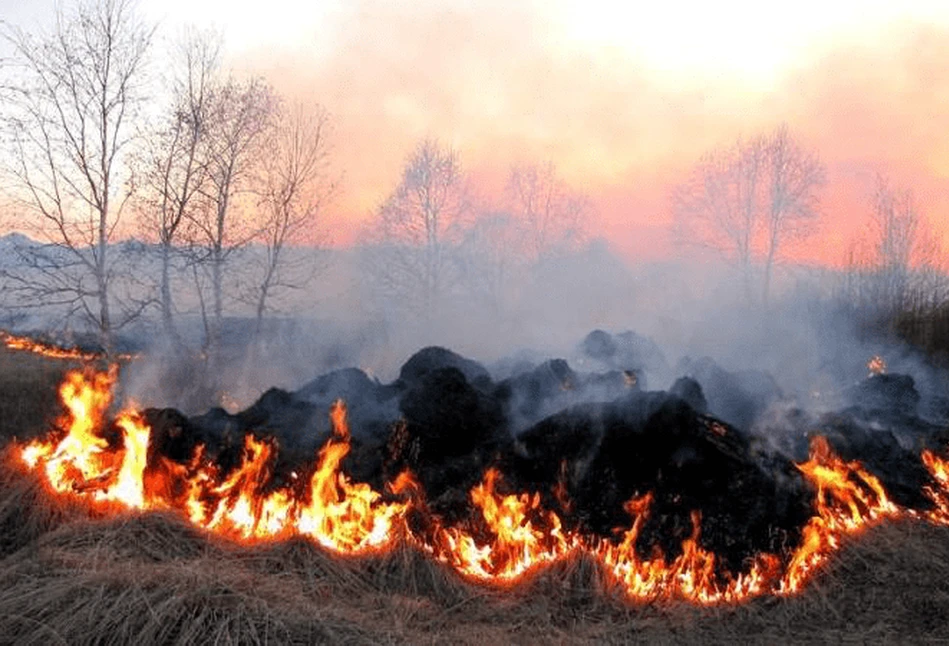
[9,0,949,266]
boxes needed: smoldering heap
[139,329,949,576]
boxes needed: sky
[3,0,949,266]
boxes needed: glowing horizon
[4,0,949,267]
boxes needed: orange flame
[17,368,949,604]
[781,435,900,593]
[2,331,137,361]
[921,449,949,524]
[4,332,101,361]
[867,355,887,377]
[595,495,779,603]
[429,468,579,581]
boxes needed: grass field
[2,345,949,644]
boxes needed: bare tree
[673,125,824,304]
[457,211,523,316]
[137,31,219,343]
[366,138,468,317]
[672,140,764,295]
[867,176,943,313]
[246,103,335,335]
[507,162,588,261]
[0,0,153,355]
[837,176,948,335]
[189,76,276,356]
[761,125,825,304]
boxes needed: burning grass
[3,346,949,642]
[16,365,949,601]
[1,457,949,644]
[0,344,80,444]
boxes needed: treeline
[1,0,947,370]
[0,0,591,366]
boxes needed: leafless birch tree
[868,176,944,312]
[189,76,276,356]
[366,138,468,317]
[507,162,588,261]
[673,125,824,304]
[0,0,153,355]
[246,103,335,335]
[137,31,219,343]
[760,125,825,303]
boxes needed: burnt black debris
[845,373,921,417]
[677,356,782,432]
[580,329,669,381]
[669,376,708,414]
[390,366,508,508]
[139,333,949,573]
[507,391,812,572]
[397,346,493,391]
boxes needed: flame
[22,367,118,494]
[921,449,949,524]
[2,331,137,361]
[17,368,949,605]
[595,495,779,603]
[429,468,580,581]
[781,435,900,593]
[296,400,406,551]
[867,355,887,377]
[3,332,101,361]
[21,368,405,552]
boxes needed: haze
[3,0,948,264]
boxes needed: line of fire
[11,330,949,606]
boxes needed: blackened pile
[142,329,949,572]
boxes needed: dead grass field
[2,345,949,644]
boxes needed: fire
[3,331,103,361]
[921,450,949,524]
[594,496,782,603]
[169,401,410,551]
[22,366,118,495]
[2,331,138,361]
[867,355,887,376]
[781,435,900,593]
[429,468,579,581]
[296,401,407,551]
[21,368,406,552]
[17,368,949,605]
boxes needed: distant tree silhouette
[673,125,824,304]
[364,138,468,319]
[136,30,219,345]
[245,103,336,336]
[507,161,588,261]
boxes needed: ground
[1,345,949,645]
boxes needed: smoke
[93,232,945,449]
[235,2,949,264]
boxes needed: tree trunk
[210,246,223,358]
[255,270,272,337]
[98,196,113,359]
[762,235,777,308]
[160,241,177,341]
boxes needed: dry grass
[2,347,949,644]
[0,346,79,443]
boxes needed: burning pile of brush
[14,331,949,605]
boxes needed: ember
[2,331,138,362]
[17,340,949,605]
[3,331,103,361]
[868,355,887,377]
